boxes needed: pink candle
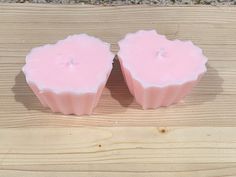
[118,30,207,109]
[23,34,114,115]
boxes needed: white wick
[156,48,166,59]
[68,57,77,67]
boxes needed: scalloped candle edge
[119,60,205,109]
[28,80,107,115]
[117,30,208,88]
[23,34,115,95]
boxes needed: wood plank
[0,127,236,177]
[0,23,236,45]
[0,5,236,23]
[1,170,236,177]
[1,94,236,127]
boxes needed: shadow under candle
[181,64,224,105]
[94,57,136,115]
[106,58,134,107]
[12,71,51,113]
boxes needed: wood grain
[0,4,236,176]
[1,127,236,176]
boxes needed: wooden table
[0,4,236,176]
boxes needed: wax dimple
[156,48,166,60]
[67,58,78,67]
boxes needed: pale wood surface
[0,4,236,176]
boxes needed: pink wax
[24,34,114,93]
[118,30,207,109]
[118,30,207,87]
[23,34,114,115]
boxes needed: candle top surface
[118,30,207,87]
[23,34,114,94]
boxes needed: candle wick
[70,59,74,65]
[156,48,165,59]
[68,57,77,66]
